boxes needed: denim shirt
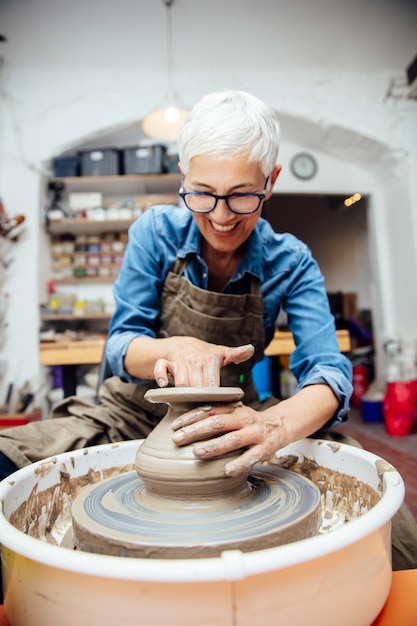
[107,205,352,428]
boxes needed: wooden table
[39,338,106,397]
[264,329,351,356]
[39,330,350,397]
[39,338,106,366]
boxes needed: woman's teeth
[211,222,237,232]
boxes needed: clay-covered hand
[171,402,283,477]
[171,385,339,477]
[154,339,255,388]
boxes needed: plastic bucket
[383,381,417,436]
[361,398,384,423]
[351,365,369,407]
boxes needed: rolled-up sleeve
[284,244,352,428]
[259,224,353,429]
[106,206,184,380]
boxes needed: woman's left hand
[171,401,284,477]
[171,384,339,477]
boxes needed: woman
[0,90,355,475]
[105,89,351,478]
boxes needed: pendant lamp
[142,0,189,143]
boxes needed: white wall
[0,0,416,398]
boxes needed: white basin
[0,438,404,626]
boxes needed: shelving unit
[45,173,182,221]
[40,172,182,394]
[49,231,127,284]
[44,172,181,286]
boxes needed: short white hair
[178,90,281,176]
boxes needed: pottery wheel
[72,387,322,558]
[71,464,322,558]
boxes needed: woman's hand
[124,335,255,386]
[171,401,286,477]
[171,385,339,476]
[153,338,255,388]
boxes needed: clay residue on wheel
[269,456,380,532]
[9,462,134,545]
[9,454,380,547]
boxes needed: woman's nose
[211,198,232,221]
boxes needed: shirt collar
[233,227,263,282]
[177,216,203,258]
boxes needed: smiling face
[181,156,280,261]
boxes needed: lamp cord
[164,0,174,97]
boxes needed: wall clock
[290,153,318,180]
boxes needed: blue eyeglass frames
[179,177,270,215]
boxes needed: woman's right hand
[153,337,255,387]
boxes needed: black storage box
[52,155,79,177]
[123,145,168,175]
[79,149,121,176]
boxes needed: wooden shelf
[52,263,121,271]
[41,313,111,321]
[54,173,181,184]
[51,250,125,259]
[46,218,135,235]
[48,173,181,196]
[51,276,117,284]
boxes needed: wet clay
[9,460,134,546]
[135,387,249,500]
[71,464,322,558]
[269,454,380,532]
[9,450,381,556]
[71,388,323,557]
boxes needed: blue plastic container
[252,356,273,400]
[360,398,384,423]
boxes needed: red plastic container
[351,365,369,407]
[383,381,417,436]
[0,409,42,429]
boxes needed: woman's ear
[271,165,282,186]
[265,165,282,198]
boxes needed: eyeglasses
[179,177,269,215]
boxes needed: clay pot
[135,386,247,501]
[71,386,322,559]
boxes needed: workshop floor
[337,407,417,520]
